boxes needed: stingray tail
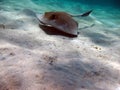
[72,10,93,17]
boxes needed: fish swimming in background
[37,10,93,37]
[71,10,93,17]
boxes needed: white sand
[0,10,120,90]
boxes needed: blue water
[0,0,120,28]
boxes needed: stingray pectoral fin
[38,19,52,27]
[36,14,52,27]
[71,10,93,17]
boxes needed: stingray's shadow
[39,24,77,38]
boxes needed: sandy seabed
[0,10,120,90]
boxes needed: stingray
[21,9,93,37]
[37,10,93,37]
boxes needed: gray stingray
[37,10,93,36]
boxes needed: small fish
[71,10,93,17]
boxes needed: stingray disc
[37,12,78,36]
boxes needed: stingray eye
[50,14,56,20]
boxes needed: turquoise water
[0,0,120,27]
[0,0,120,29]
